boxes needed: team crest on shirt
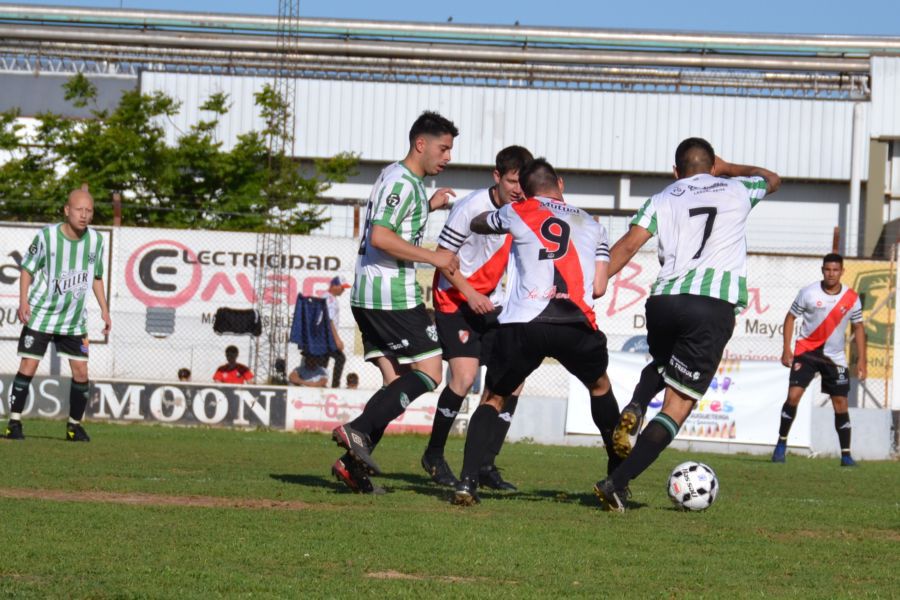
[88,253,96,264]
[426,324,438,342]
[386,193,401,207]
[458,329,470,344]
[23,335,34,349]
[671,186,685,197]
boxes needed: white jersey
[433,187,512,313]
[351,162,430,311]
[632,173,768,310]
[790,282,863,366]
[325,293,340,327]
[483,196,609,329]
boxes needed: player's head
[674,137,715,179]
[519,158,564,199]
[822,253,844,287]
[64,188,95,232]
[346,372,359,389]
[493,145,533,205]
[407,111,458,176]
[225,345,239,363]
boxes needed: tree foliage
[0,74,357,232]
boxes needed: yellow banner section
[843,258,896,380]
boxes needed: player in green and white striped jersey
[331,111,460,493]
[3,189,111,443]
[595,138,781,512]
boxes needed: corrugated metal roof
[143,72,867,181]
[871,57,900,138]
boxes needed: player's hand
[856,359,867,381]
[17,302,30,324]
[466,292,494,315]
[101,311,112,336]
[429,188,456,211]
[432,251,460,276]
[780,349,793,368]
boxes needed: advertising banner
[566,351,813,448]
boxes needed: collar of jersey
[534,195,565,204]
[57,223,89,244]
[398,161,424,182]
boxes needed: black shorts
[485,321,609,396]
[17,326,89,361]
[645,295,735,401]
[351,305,441,365]
[434,306,501,361]
[789,350,850,396]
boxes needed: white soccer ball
[667,461,718,511]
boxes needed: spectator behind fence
[177,368,191,382]
[213,345,254,384]
[270,357,289,385]
[325,276,351,388]
[346,372,359,389]
[290,354,329,388]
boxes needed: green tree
[0,73,357,232]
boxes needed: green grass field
[1,420,897,598]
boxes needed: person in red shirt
[213,345,254,384]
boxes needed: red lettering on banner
[740,288,770,315]
[302,276,332,299]
[236,273,257,303]
[200,273,236,301]
[263,275,298,305]
[606,262,647,317]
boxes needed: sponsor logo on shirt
[386,193,401,207]
[53,270,90,298]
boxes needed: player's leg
[422,355,476,486]
[4,327,49,440]
[477,382,523,491]
[329,349,346,389]
[613,297,673,458]
[453,324,542,505]
[823,363,854,466]
[772,385,806,462]
[58,335,91,442]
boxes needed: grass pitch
[1,420,897,598]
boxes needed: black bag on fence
[212,308,262,336]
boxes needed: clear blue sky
[8,0,900,36]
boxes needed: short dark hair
[675,137,715,174]
[823,253,844,266]
[408,111,459,145]
[519,158,559,197]
[225,345,238,355]
[495,145,533,176]
[346,372,359,384]
[177,368,191,379]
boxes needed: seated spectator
[289,354,328,388]
[346,372,359,389]
[177,368,191,382]
[213,345,254,384]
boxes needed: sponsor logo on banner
[287,388,447,434]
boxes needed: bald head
[64,188,95,233]
[674,137,715,178]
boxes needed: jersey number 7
[688,207,717,259]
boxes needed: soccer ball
[667,461,718,511]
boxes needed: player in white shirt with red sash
[772,253,866,466]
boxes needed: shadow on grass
[270,473,355,494]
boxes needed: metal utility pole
[251,0,300,384]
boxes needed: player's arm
[713,156,782,195]
[608,226,652,277]
[435,247,494,315]
[17,269,33,324]
[852,321,867,380]
[370,225,458,274]
[470,209,507,235]
[92,277,112,335]
[593,260,609,299]
[781,312,796,368]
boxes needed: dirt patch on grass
[0,487,312,511]
[367,570,509,584]
[760,527,900,543]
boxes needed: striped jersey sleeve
[437,198,472,252]
[19,232,46,275]
[630,198,658,235]
[736,176,768,208]
[370,178,417,232]
[485,204,512,234]
[92,232,104,279]
[849,296,863,324]
[789,289,806,317]
[595,222,610,262]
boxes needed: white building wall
[871,57,900,138]
[142,72,866,181]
